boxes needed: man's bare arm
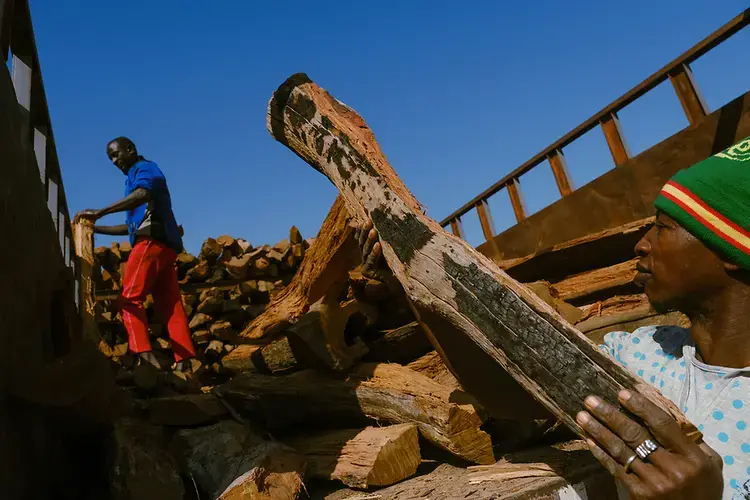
[93,224,129,236]
[74,188,150,223]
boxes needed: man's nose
[634,228,653,256]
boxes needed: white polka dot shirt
[601,325,750,499]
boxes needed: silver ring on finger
[635,439,659,461]
[623,454,638,473]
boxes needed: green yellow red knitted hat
[654,136,750,269]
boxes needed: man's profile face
[106,141,138,174]
[634,213,727,313]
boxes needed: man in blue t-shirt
[75,137,196,366]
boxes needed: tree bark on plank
[266,73,700,440]
[237,195,358,342]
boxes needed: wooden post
[449,217,466,240]
[506,178,527,222]
[547,150,573,196]
[475,200,495,241]
[476,200,501,260]
[669,63,709,126]
[600,112,631,167]
[73,219,99,343]
[266,73,702,439]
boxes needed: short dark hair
[108,136,136,150]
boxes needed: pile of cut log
[92,203,597,498]
[94,228,312,389]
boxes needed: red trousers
[118,237,196,362]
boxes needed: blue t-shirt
[125,159,183,252]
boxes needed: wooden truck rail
[440,8,750,254]
[1,0,77,283]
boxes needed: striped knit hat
[654,136,750,269]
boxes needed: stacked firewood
[95,202,576,499]
[93,227,312,388]
[92,212,669,498]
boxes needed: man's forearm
[94,224,129,236]
[97,188,150,218]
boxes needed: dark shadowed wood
[600,113,631,166]
[669,64,709,126]
[507,178,527,221]
[266,73,701,440]
[548,150,573,196]
[449,217,465,239]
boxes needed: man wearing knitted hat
[577,136,750,499]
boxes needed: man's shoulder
[600,325,690,364]
[131,159,166,182]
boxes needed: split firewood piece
[171,420,305,500]
[266,73,700,439]
[286,424,420,488]
[285,295,367,371]
[290,226,303,245]
[225,253,254,280]
[210,320,238,342]
[259,336,300,373]
[218,362,494,464]
[185,260,212,282]
[200,238,223,263]
[221,338,301,375]
[237,238,253,254]
[407,350,461,391]
[216,234,236,248]
[189,313,212,330]
[239,196,359,342]
[363,321,432,364]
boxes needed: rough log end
[267,72,313,141]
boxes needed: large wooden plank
[501,217,653,284]
[74,220,99,343]
[551,258,639,302]
[266,73,700,439]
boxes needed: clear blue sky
[29,1,749,253]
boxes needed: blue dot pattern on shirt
[599,325,750,499]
